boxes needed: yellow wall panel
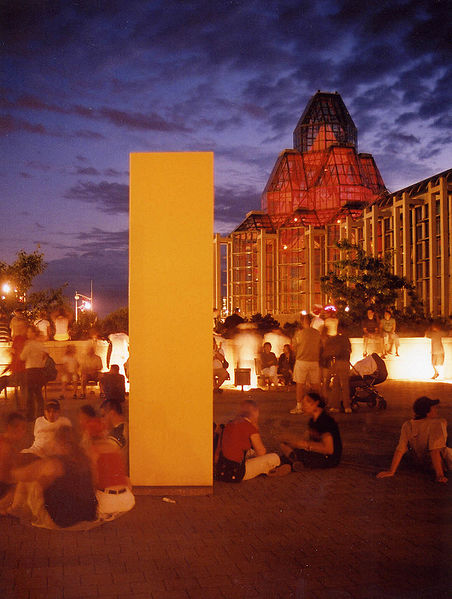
[129,153,213,486]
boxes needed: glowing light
[283,245,288,250]
[83,301,92,311]
[324,304,336,312]
[301,310,307,315]
[2,283,11,294]
[345,306,350,312]
[294,217,298,222]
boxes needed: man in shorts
[290,314,321,414]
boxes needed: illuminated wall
[129,153,213,487]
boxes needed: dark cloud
[74,166,100,176]
[75,129,105,140]
[215,183,261,234]
[0,114,46,136]
[64,181,128,214]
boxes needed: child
[60,345,79,399]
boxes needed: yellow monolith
[129,152,213,488]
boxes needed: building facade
[214,91,452,320]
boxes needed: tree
[26,286,68,321]
[320,240,423,320]
[100,307,128,337]
[0,249,46,312]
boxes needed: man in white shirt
[22,399,72,457]
[377,397,451,483]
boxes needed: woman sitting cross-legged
[11,425,98,529]
[280,392,342,471]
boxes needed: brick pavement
[1,380,451,599]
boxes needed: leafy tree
[26,286,68,321]
[0,249,46,311]
[100,307,128,337]
[70,311,99,340]
[320,240,423,320]
[250,312,280,333]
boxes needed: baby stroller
[349,353,387,411]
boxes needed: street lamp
[74,281,93,322]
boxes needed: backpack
[213,423,246,483]
[43,354,58,382]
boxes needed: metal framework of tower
[214,91,386,318]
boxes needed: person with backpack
[214,399,288,482]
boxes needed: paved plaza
[1,380,451,599]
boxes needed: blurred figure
[80,345,103,399]
[381,309,400,357]
[213,338,229,393]
[9,308,28,339]
[310,304,324,332]
[107,332,129,378]
[100,400,129,472]
[259,342,279,389]
[1,332,27,408]
[101,364,126,403]
[0,412,27,512]
[51,307,71,341]
[0,308,10,342]
[290,314,321,415]
[223,308,244,337]
[234,323,261,386]
[20,325,47,421]
[34,310,51,341]
[321,319,352,413]
[377,397,451,483]
[11,425,98,528]
[22,399,72,458]
[60,345,79,399]
[425,321,447,380]
[83,404,134,519]
[278,344,295,390]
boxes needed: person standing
[20,326,47,421]
[425,321,447,380]
[290,314,321,415]
[362,308,383,357]
[321,319,352,413]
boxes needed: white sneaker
[290,407,303,414]
[344,408,352,414]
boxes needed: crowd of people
[0,306,128,422]
[0,397,132,529]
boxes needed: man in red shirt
[216,399,288,481]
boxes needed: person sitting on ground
[11,425,98,528]
[213,338,229,393]
[278,344,295,390]
[60,345,79,399]
[22,399,72,458]
[101,364,126,403]
[377,396,451,484]
[0,413,27,512]
[215,399,288,481]
[82,409,134,520]
[259,342,279,389]
[381,309,400,357]
[362,308,383,357]
[280,392,342,470]
[100,400,129,472]
[80,345,103,399]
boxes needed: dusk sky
[1,0,450,316]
